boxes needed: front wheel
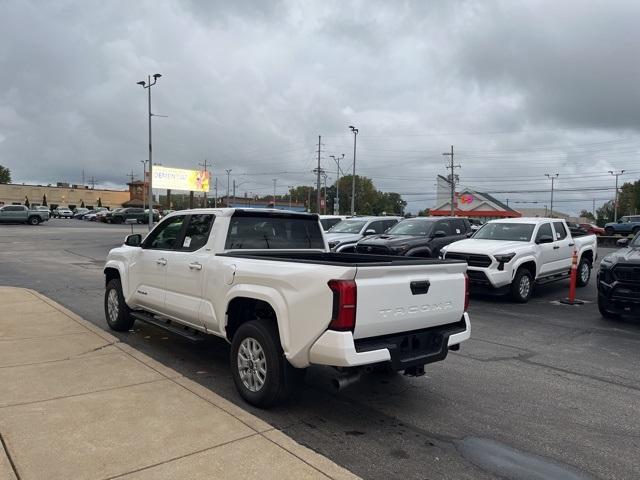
[510,268,533,303]
[230,319,293,408]
[576,258,591,287]
[104,279,135,331]
[598,294,620,320]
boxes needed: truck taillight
[327,279,357,332]
[464,273,470,312]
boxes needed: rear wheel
[230,319,295,408]
[28,216,40,225]
[604,227,614,236]
[598,294,620,320]
[633,227,640,235]
[104,279,135,331]
[510,268,533,303]
[576,257,591,287]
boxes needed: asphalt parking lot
[1,219,639,480]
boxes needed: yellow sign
[152,166,210,192]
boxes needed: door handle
[553,246,560,250]
[568,243,575,247]
[188,262,203,271]
[156,258,167,265]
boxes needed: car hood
[358,234,426,248]
[325,233,362,244]
[603,246,640,264]
[444,239,529,256]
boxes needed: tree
[0,165,11,184]
[24,196,30,208]
[97,197,102,208]
[596,200,615,227]
[579,210,595,221]
[418,208,431,217]
[42,194,47,207]
[80,200,85,208]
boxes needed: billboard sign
[152,166,210,192]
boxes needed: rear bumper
[308,313,470,368]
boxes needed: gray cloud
[1,0,638,214]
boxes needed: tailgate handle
[410,280,431,295]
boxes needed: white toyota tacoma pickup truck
[104,208,471,407]
[441,218,597,302]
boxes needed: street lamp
[609,170,625,222]
[349,126,358,215]
[225,169,232,206]
[141,160,148,209]
[330,154,344,215]
[137,73,161,230]
[545,173,558,218]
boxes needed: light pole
[273,179,277,207]
[545,173,558,217]
[330,154,344,215]
[288,186,293,208]
[349,126,358,215]
[140,159,148,209]
[137,73,161,230]
[225,169,232,206]
[609,170,625,222]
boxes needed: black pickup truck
[597,234,640,318]
[355,217,471,258]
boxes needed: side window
[553,222,567,240]
[368,221,386,234]
[452,219,466,234]
[180,214,215,251]
[535,223,553,242]
[434,221,452,236]
[383,219,398,231]
[143,215,186,250]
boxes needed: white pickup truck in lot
[441,217,597,302]
[104,209,471,407]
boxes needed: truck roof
[163,207,320,219]
[488,217,565,224]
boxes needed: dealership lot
[1,219,639,479]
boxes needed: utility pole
[609,170,625,222]
[82,169,85,187]
[88,177,96,189]
[199,158,210,207]
[349,126,358,215]
[545,173,559,217]
[137,73,161,230]
[592,198,596,218]
[316,135,322,214]
[273,178,277,206]
[322,172,328,214]
[330,154,344,215]
[214,177,218,207]
[288,186,293,208]
[127,170,137,183]
[233,179,236,205]
[225,169,232,207]
[442,145,460,216]
[307,187,311,212]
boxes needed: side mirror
[433,230,447,238]
[617,238,629,247]
[536,235,554,244]
[364,229,377,236]
[125,234,142,247]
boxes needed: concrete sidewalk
[0,287,358,480]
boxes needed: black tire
[604,227,614,236]
[230,319,294,408]
[104,278,135,331]
[510,268,533,303]
[28,216,40,225]
[598,294,620,320]
[576,257,591,287]
[633,227,640,235]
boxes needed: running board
[535,272,570,285]
[130,311,205,342]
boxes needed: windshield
[386,220,433,236]
[473,223,535,242]
[328,219,367,234]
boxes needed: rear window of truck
[225,214,325,250]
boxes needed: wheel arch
[514,258,537,279]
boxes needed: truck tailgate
[353,261,466,339]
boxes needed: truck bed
[220,250,465,267]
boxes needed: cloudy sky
[1,0,640,214]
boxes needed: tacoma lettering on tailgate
[378,302,453,318]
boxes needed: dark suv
[355,217,471,257]
[109,208,147,224]
[598,234,640,318]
